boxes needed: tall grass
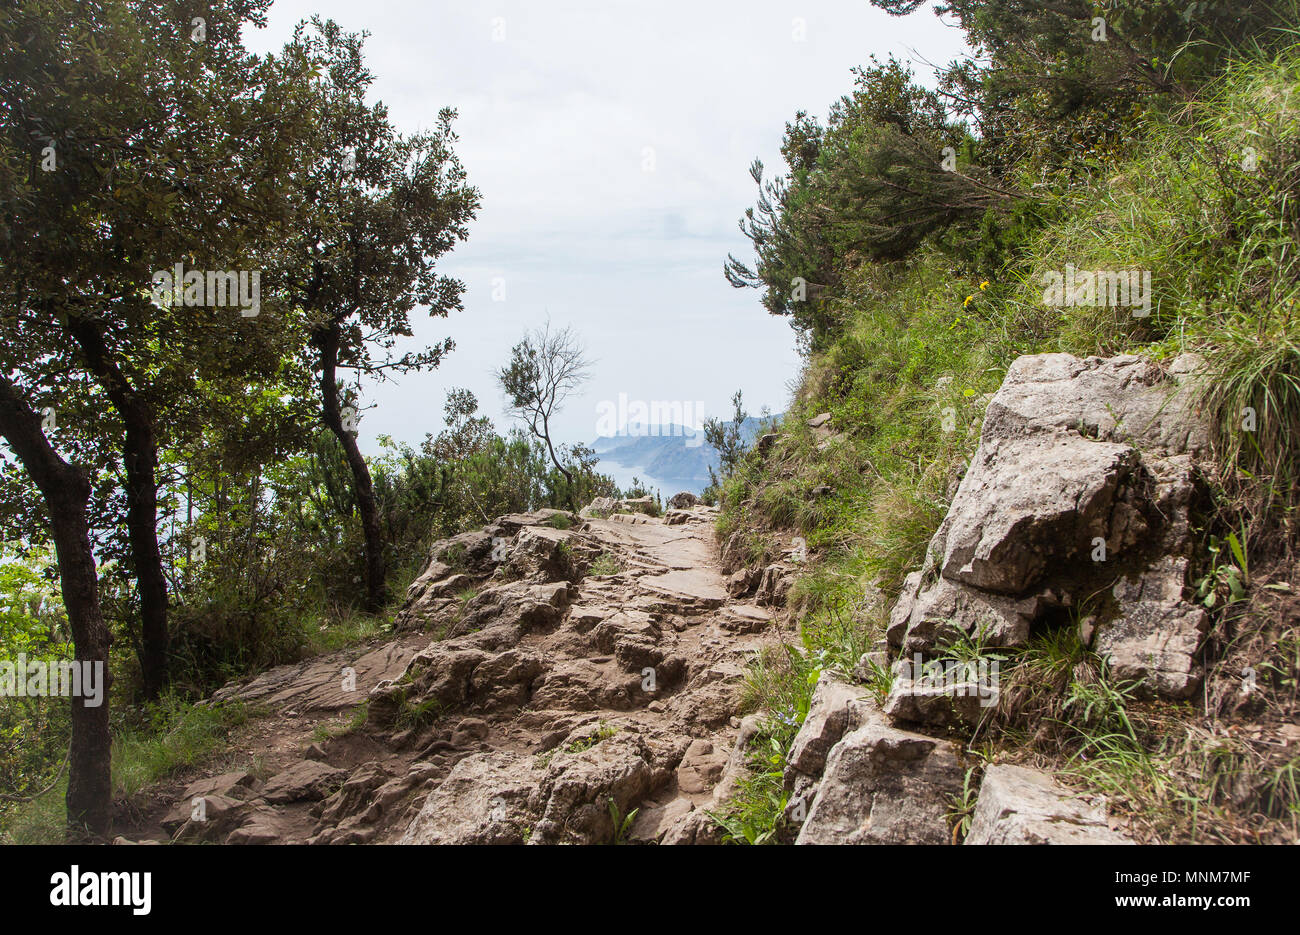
[0,694,249,844]
[1010,45,1300,524]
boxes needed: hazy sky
[242,1,969,454]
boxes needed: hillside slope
[710,40,1300,844]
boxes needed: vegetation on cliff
[717,0,1300,843]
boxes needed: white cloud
[244,0,969,449]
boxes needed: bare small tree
[497,322,592,503]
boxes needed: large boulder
[494,525,599,583]
[530,731,664,844]
[883,655,998,729]
[395,512,588,629]
[396,530,498,628]
[582,496,618,518]
[367,646,488,727]
[206,637,424,713]
[261,760,348,804]
[399,726,672,845]
[756,563,796,608]
[1095,555,1210,697]
[980,353,1209,454]
[456,580,574,642]
[888,572,1040,653]
[615,496,657,516]
[937,433,1144,595]
[889,353,1212,703]
[161,771,259,836]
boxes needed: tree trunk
[0,377,112,840]
[120,415,167,696]
[67,316,169,698]
[316,322,387,612]
[540,413,576,511]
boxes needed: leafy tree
[432,388,495,463]
[0,0,328,834]
[0,0,323,702]
[282,19,479,612]
[900,0,1298,177]
[0,376,111,838]
[726,58,1007,347]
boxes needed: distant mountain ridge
[591,415,778,493]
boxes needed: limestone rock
[531,732,664,844]
[888,572,1038,653]
[226,806,294,845]
[938,432,1143,595]
[965,763,1132,845]
[368,646,488,726]
[314,762,394,831]
[399,752,538,845]
[583,496,618,518]
[887,353,1211,701]
[456,580,574,639]
[756,563,796,607]
[796,716,965,845]
[711,713,764,805]
[786,672,872,778]
[161,771,259,833]
[981,353,1208,456]
[726,567,758,598]
[618,496,657,516]
[1095,555,1210,698]
[718,603,771,634]
[261,760,349,804]
[188,479,781,847]
[629,797,693,843]
[169,793,247,843]
[530,659,643,712]
[676,739,727,794]
[883,657,996,729]
[659,807,725,845]
[807,413,832,441]
[495,525,582,583]
[207,638,423,713]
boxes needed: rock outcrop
[889,353,1212,704]
[774,354,1195,846]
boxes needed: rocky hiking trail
[116,501,790,845]
[108,352,1290,847]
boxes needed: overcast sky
[242,1,969,454]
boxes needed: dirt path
[115,505,789,845]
